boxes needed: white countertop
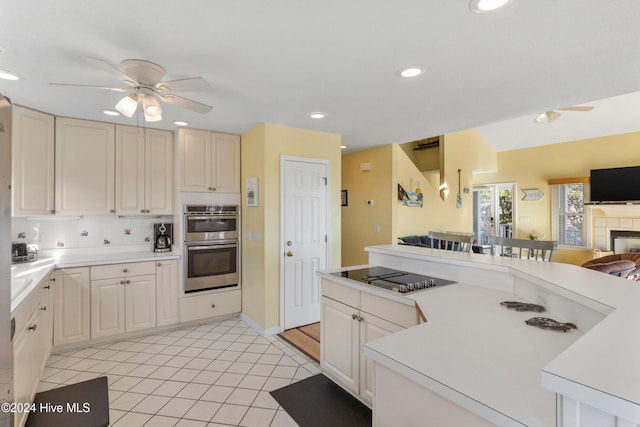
[328,245,640,425]
[11,250,180,312]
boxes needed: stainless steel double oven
[183,205,239,293]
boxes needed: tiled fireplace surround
[594,216,640,252]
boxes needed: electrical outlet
[536,288,550,308]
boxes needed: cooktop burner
[332,266,455,294]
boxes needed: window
[551,182,589,247]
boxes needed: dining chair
[428,231,473,253]
[488,236,557,261]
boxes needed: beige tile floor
[37,318,320,426]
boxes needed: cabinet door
[125,274,156,332]
[211,133,240,193]
[91,278,125,339]
[55,118,115,215]
[115,125,145,215]
[53,268,90,346]
[320,297,360,395]
[41,272,55,362]
[179,128,212,192]
[145,129,174,214]
[156,260,179,326]
[359,313,404,406]
[14,312,37,427]
[12,106,55,216]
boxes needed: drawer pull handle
[50,277,56,282]
[28,324,37,332]
[158,263,161,267]
[120,280,125,285]
[211,304,216,308]
[125,280,130,284]
[358,316,364,322]
[123,268,129,273]
[44,285,51,290]
[41,306,47,311]
[352,314,358,320]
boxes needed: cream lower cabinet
[180,289,241,323]
[53,267,90,346]
[14,271,55,427]
[320,279,418,406]
[156,260,179,326]
[91,262,156,339]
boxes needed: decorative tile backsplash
[11,216,173,251]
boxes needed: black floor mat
[26,376,109,427]
[270,374,371,427]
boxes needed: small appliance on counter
[11,242,37,264]
[153,223,173,253]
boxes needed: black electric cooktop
[332,266,455,294]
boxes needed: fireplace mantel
[586,203,640,216]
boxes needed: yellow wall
[341,145,394,266]
[342,129,497,265]
[241,123,342,331]
[474,131,640,264]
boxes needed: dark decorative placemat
[525,317,577,332]
[26,376,109,427]
[500,301,545,312]
[270,374,371,427]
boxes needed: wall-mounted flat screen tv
[590,166,640,202]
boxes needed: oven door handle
[186,215,237,220]
[187,243,238,251]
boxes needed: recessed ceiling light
[469,0,513,13]
[174,121,189,126]
[0,70,19,81]
[308,112,327,119]
[341,145,347,149]
[398,67,425,78]
[103,109,120,116]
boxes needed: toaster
[11,242,35,263]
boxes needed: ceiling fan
[50,58,213,122]
[534,105,594,124]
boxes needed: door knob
[286,251,294,257]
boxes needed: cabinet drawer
[180,289,241,323]
[360,292,418,329]
[321,279,360,309]
[91,261,155,280]
[13,278,50,338]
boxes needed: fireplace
[610,230,640,254]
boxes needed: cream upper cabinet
[178,128,240,193]
[115,125,174,215]
[55,117,115,215]
[12,106,55,216]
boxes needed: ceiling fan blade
[558,106,594,112]
[159,94,213,114]
[156,77,210,93]
[49,82,130,92]
[84,57,137,86]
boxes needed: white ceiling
[1,0,640,152]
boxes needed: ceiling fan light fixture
[469,0,513,13]
[534,110,561,124]
[102,109,120,116]
[0,69,19,81]
[174,121,189,126]
[308,112,327,119]
[115,94,138,118]
[141,93,162,120]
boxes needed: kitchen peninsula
[318,245,640,427]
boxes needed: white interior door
[282,158,328,329]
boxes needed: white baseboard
[240,313,282,336]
